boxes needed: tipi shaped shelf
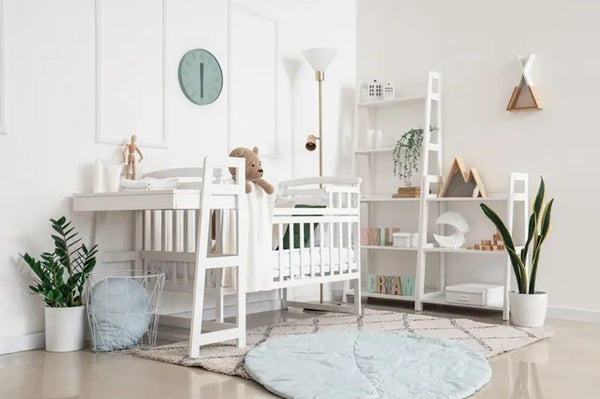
[506,54,543,111]
[438,157,487,198]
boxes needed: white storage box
[393,232,418,248]
[445,283,504,306]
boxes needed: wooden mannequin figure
[122,134,144,179]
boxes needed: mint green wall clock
[178,49,223,105]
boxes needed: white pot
[44,306,86,352]
[509,291,548,327]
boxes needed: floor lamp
[302,47,337,303]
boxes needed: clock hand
[200,62,204,98]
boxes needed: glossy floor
[1,303,599,398]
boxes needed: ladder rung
[195,327,242,346]
[202,255,241,269]
[428,144,441,152]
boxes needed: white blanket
[215,183,274,292]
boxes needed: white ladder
[188,156,248,359]
[415,72,443,311]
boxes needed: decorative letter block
[367,274,377,293]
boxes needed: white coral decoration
[433,212,469,249]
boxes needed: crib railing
[139,176,361,293]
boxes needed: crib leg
[215,269,224,323]
[341,280,350,304]
[353,278,362,315]
[281,288,288,310]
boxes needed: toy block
[481,245,492,250]
[367,275,377,293]
[497,244,505,250]
[377,275,387,294]
[482,240,492,245]
[474,244,481,250]
[493,233,502,242]
[391,277,402,295]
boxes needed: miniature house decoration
[438,157,487,198]
[367,79,383,101]
[383,81,395,100]
[506,53,543,111]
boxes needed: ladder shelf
[352,71,529,321]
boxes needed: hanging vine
[392,127,436,187]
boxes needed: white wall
[357,0,600,312]
[0,0,356,344]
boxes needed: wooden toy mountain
[438,157,487,198]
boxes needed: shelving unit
[352,72,529,320]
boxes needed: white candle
[92,159,105,193]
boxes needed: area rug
[132,309,551,379]
[245,330,492,399]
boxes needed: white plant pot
[44,306,86,352]
[509,291,548,327]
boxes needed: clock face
[178,49,223,105]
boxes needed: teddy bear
[229,146,274,194]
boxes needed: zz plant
[20,217,98,307]
[480,178,554,294]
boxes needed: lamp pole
[317,70,324,178]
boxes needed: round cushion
[245,330,491,399]
[89,278,153,352]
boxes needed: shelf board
[421,292,504,310]
[361,195,419,203]
[426,194,508,202]
[346,288,415,301]
[357,96,426,108]
[361,245,417,251]
[425,247,507,255]
[354,147,394,155]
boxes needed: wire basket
[85,271,165,352]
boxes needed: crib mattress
[272,248,357,279]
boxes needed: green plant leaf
[480,203,527,293]
[533,177,545,220]
[520,213,536,265]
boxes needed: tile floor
[1,302,599,398]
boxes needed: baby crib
[140,157,361,358]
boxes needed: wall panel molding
[0,0,6,135]
[228,6,277,156]
[95,0,168,148]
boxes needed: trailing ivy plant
[393,127,437,187]
[20,217,98,307]
[480,178,554,294]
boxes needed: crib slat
[278,224,284,282]
[288,223,294,280]
[329,221,334,277]
[338,221,342,275]
[309,222,315,278]
[319,221,325,277]
[299,221,305,280]
[346,219,352,274]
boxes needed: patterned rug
[132,309,552,379]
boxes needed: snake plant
[20,217,98,307]
[480,178,554,294]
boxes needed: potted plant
[392,127,436,197]
[480,178,554,327]
[20,217,98,351]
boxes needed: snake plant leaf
[539,199,554,239]
[533,177,545,219]
[520,213,537,265]
[480,203,527,293]
[529,243,542,294]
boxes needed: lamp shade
[301,48,337,71]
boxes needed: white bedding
[272,247,357,279]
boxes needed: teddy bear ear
[253,146,259,154]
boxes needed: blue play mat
[245,330,491,399]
